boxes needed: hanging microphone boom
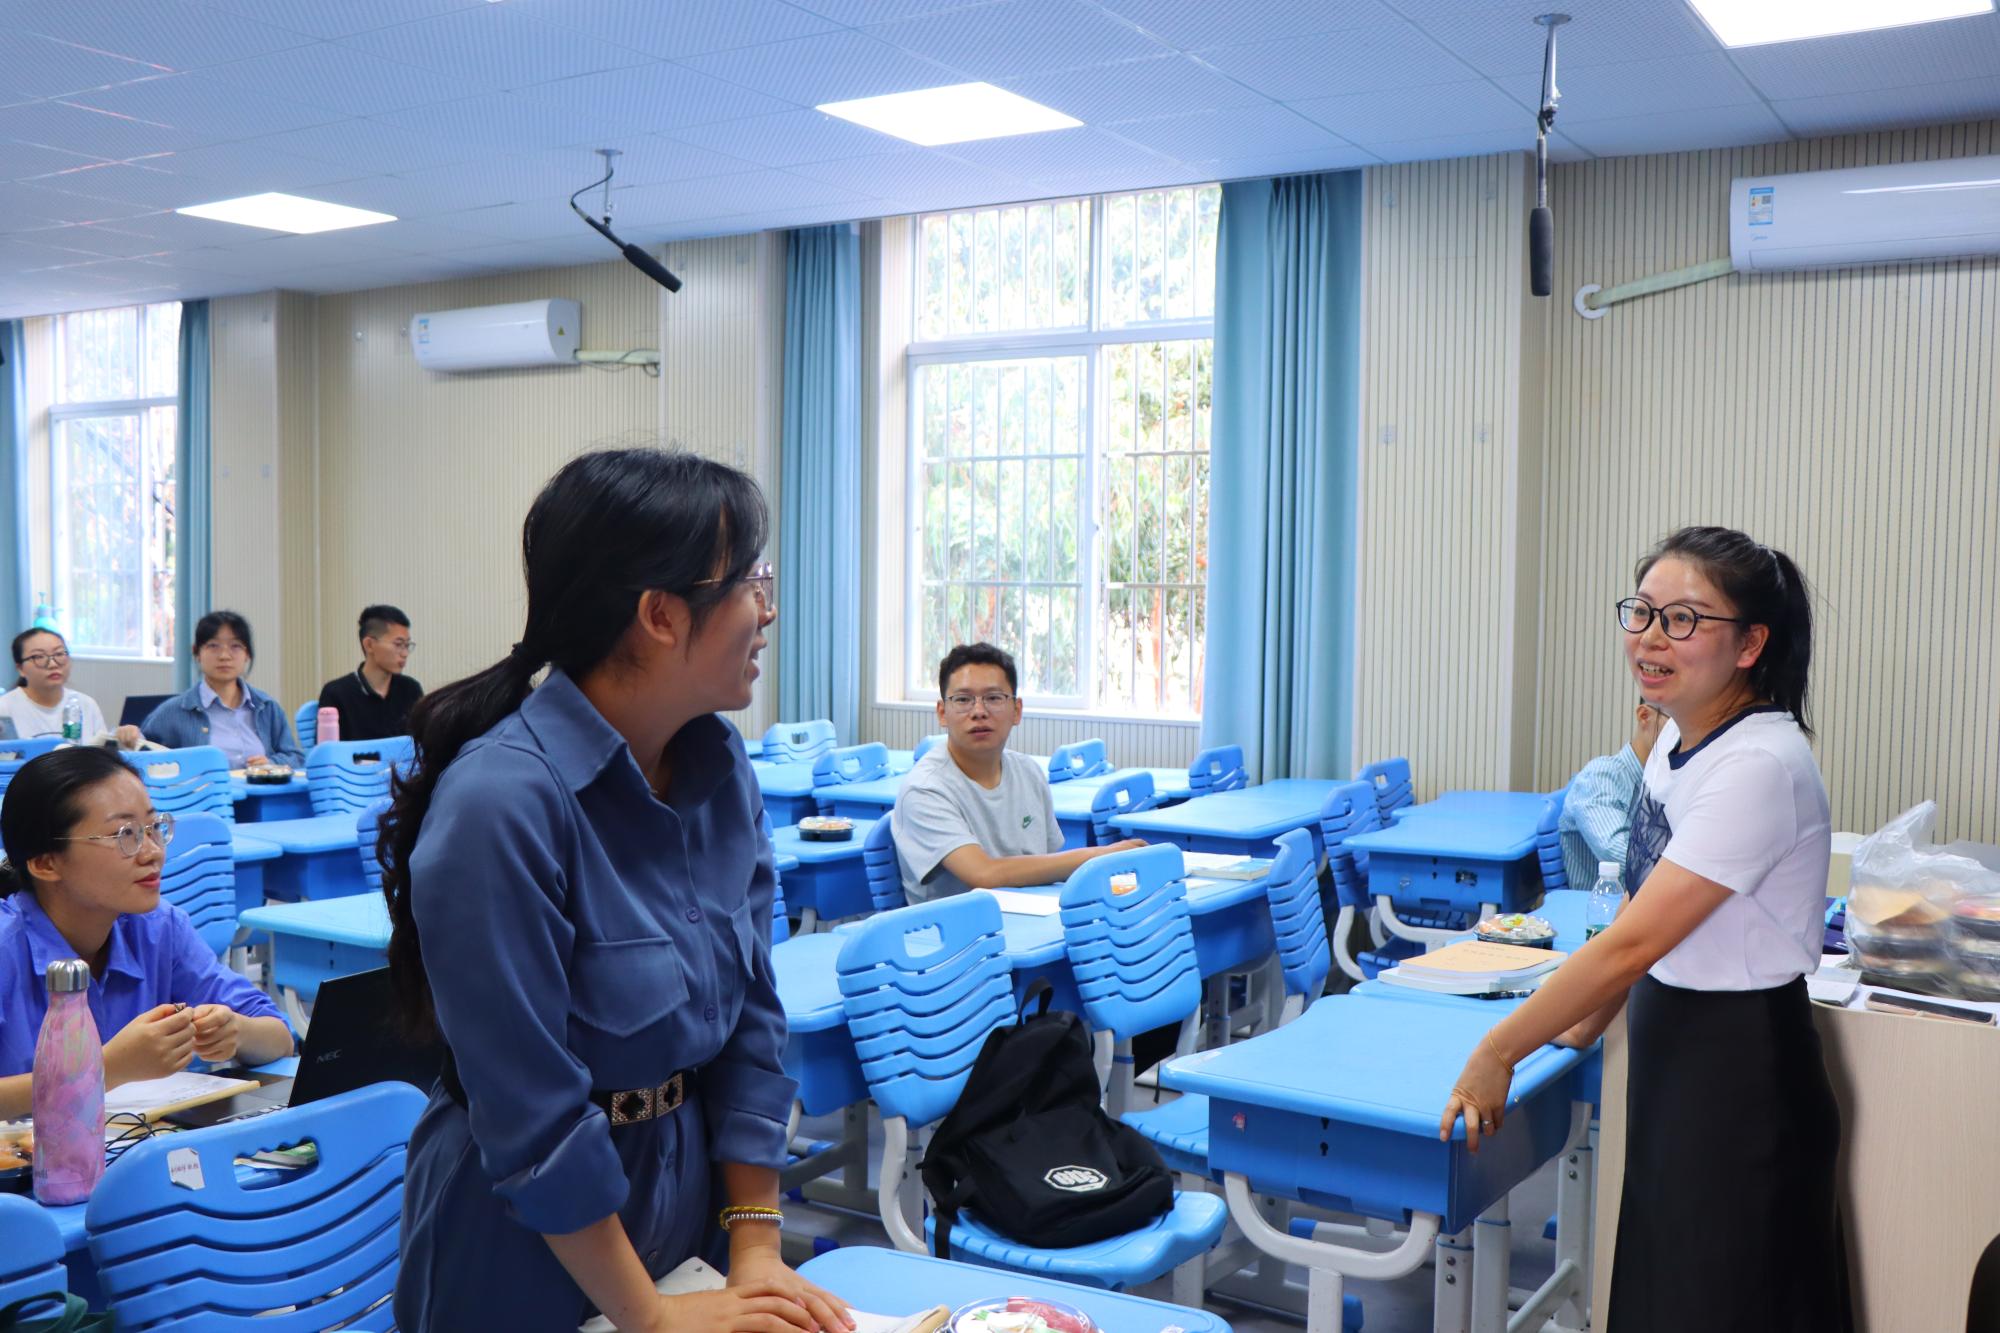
[1530,14,1569,298]
[571,149,682,293]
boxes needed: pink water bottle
[317,706,340,744]
[32,959,104,1205]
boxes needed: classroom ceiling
[1,0,1997,316]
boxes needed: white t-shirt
[891,746,1062,904]
[0,687,108,741]
[1623,707,1830,991]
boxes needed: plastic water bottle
[60,694,83,741]
[32,960,105,1205]
[1586,861,1622,941]
[317,707,340,744]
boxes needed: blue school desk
[239,894,391,1031]
[1395,790,1549,823]
[797,1247,1235,1333]
[228,831,281,910]
[228,773,315,822]
[1109,780,1339,858]
[1161,991,1593,1333]
[770,820,876,927]
[814,773,903,820]
[1344,806,1542,949]
[1044,767,1194,848]
[242,813,366,902]
[753,761,822,825]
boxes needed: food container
[1474,913,1555,949]
[797,815,854,842]
[951,1297,1095,1333]
[244,763,295,785]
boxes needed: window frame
[901,189,1216,718]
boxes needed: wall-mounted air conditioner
[1730,154,2000,273]
[411,299,581,372]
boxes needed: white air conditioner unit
[411,299,581,372]
[1730,154,2000,273]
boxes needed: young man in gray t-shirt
[892,643,1144,904]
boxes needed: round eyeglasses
[57,813,176,858]
[1615,597,1749,641]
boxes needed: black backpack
[919,991,1174,1258]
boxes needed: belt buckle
[658,1072,684,1114]
[608,1073,683,1127]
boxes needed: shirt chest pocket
[569,937,691,1042]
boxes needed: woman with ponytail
[1439,526,1851,1330]
[384,449,847,1333]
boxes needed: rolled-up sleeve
[703,813,797,1169]
[410,747,625,1235]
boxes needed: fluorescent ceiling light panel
[176,191,396,234]
[817,82,1081,146]
[1686,0,1994,47]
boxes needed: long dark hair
[0,747,137,897]
[380,449,768,1037]
[1636,526,1815,738]
[11,627,64,691]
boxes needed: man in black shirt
[317,604,423,741]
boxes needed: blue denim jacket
[140,681,304,767]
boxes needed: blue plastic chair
[761,719,837,766]
[127,745,236,821]
[295,701,319,750]
[912,733,945,763]
[1187,744,1246,795]
[85,1081,424,1331]
[355,797,392,897]
[758,807,792,946]
[1088,771,1163,846]
[0,737,65,803]
[305,737,413,817]
[811,743,891,814]
[1536,789,1570,894]
[1319,780,1385,983]
[1357,756,1415,822]
[837,894,1226,1295]
[161,812,239,958]
[0,1194,68,1323]
[1047,739,1112,784]
[1263,828,1330,1020]
[862,816,907,912]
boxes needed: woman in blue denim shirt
[139,611,304,768]
[380,450,847,1333]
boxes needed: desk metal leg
[1375,895,1479,951]
[1223,1173,1438,1333]
[1434,1228,1473,1333]
[1471,1197,1510,1333]
[1507,1102,1594,1333]
[1332,905,1367,983]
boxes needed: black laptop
[169,967,443,1128]
[119,694,175,730]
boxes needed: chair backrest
[1088,770,1161,845]
[1265,827,1331,1001]
[1357,756,1415,820]
[1058,844,1202,1042]
[761,808,790,945]
[1536,789,1569,893]
[811,742,889,789]
[355,797,392,896]
[161,813,238,958]
[1047,738,1111,784]
[125,745,235,822]
[912,733,945,763]
[0,738,66,803]
[862,816,907,912]
[1188,743,1247,794]
[294,700,318,750]
[837,895,1015,1129]
[761,719,837,766]
[306,737,414,816]
[0,1194,67,1315]
[1319,779,1384,911]
[84,1082,424,1331]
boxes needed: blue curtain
[1201,173,1363,783]
[0,321,27,634]
[776,225,861,742]
[175,300,212,691]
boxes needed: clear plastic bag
[1847,802,2000,994]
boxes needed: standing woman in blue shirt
[139,611,304,768]
[381,449,848,1333]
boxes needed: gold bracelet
[718,1205,785,1232]
[1483,1031,1514,1071]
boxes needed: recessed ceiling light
[817,82,1081,147]
[1686,0,1994,47]
[176,191,395,234]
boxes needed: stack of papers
[1179,852,1274,880]
[1379,939,1567,995]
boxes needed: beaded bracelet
[718,1205,785,1232]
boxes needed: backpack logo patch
[1044,1165,1109,1192]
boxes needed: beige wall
[1536,119,2000,842]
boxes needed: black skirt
[1607,975,1854,1333]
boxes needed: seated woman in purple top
[0,747,293,1118]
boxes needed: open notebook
[581,1259,938,1333]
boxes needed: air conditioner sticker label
[415,316,430,344]
[1748,186,1774,227]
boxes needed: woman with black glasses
[1439,525,1851,1332]
[0,747,293,1118]
[0,628,140,745]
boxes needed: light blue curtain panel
[175,300,212,691]
[1202,173,1364,783]
[0,321,28,633]
[777,224,861,743]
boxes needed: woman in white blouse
[0,629,140,746]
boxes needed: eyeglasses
[21,651,68,669]
[943,692,1015,714]
[371,638,416,653]
[200,640,249,657]
[695,562,776,615]
[57,814,176,858]
[1616,597,1750,641]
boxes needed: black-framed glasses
[1616,597,1749,641]
[943,692,1015,714]
[21,651,69,668]
[57,814,176,858]
[695,561,775,614]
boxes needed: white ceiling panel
[946,126,1180,181]
[1193,23,1477,101]
[2,98,209,157]
[197,43,489,117]
[138,140,372,195]
[194,0,491,41]
[20,221,175,260]
[674,31,967,107]
[0,33,167,105]
[612,170,876,231]
[0,140,117,183]
[785,148,1027,200]
[1773,77,2000,140]
[369,93,624,154]
[1294,80,1531,145]
[1729,14,2000,101]
[782,0,1009,24]
[667,110,911,169]
[25,161,217,211]
[1095,0,1400,51]
[238,119,496,174]
[1359,128,1584,162]
[334,5,652,88]
[866,0,1171,77]
[1000,55,1274,124]
[1410,0,1725,78]
[62,73,342,140]
[514,62,796,132]
[1174,145,1386,182]
[0,178,163,225]
[1559,102,1791,158]
[504,0,844,60]
[1494,52,1765,121]
[6,0,318,71]
[1108,104,1355,159]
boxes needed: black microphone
[1530,204,1553,297]
[574,205,682,293]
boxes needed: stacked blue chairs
[760,808,791,946]
[1047,739,1112,784]
[356,798,391,896]
[1263,827,1331,1021]
[126,745,235,821]
[811,743,891,814]
[862,816,906,912]
[912,733,945,764]
[162,812,239,958]
[836,894,1226,1297]
[1186,744,1246,795]
[0,737,65,802]
[1319,780,1389,983]
[295,700,319,750]
[0,1194,69,1325]
[1535,790,1570,895]
[85,1082,424,1331]
[761,719,837,766]
[1088,771,1163,846]
[1357,756,1414,822]
[305,737,414,817]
